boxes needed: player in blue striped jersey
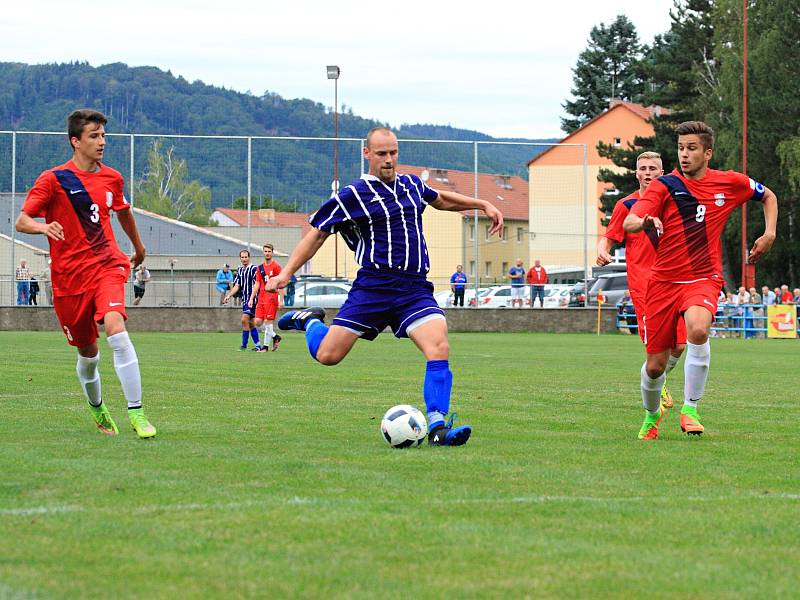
[223,249,261,350]
[269,127,503,446]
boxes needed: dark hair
[675,121,715,150]
[262,243,274,251]
[239,249,250,257]
[68,109,107,149]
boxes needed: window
[485,225,491,241]
[468,223,475,241]
[517,227,524,242]
[502,226,508,241]
[434,168,449,183]
[502,262,509,275]
[613,137,622,147]
[469,261,476,277]
[485,262,492,277]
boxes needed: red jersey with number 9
[22,160,131,297]
[631,168,765,283]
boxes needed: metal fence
[1,130,593,306]
[616,302,800,338]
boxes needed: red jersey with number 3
[255,261,282,304]
[632,168,765,283]
[604,191,660,299]
[22,160,131,297]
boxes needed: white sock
[665,353,680,375]
[107,331,142,410]
[76,354,102,407]
[684,341,711,408]
[265,323,275,339]
[640,362,665,414]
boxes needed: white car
[541,286,571,308]
[436,287,488,308]
[293,281,352,308]
[473,285,529,308]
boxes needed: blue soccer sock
[241,330,249,348]
[305,319,328,360]
[250,327,260,346]
[424,360,452,428]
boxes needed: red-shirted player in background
[15,109,156,439]
[624,121,777,439]
[597,151,686,423]
[248,243,284,352]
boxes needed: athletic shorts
[643,278,722,353]
[133,285,146,299]
[53,269,128,347]
[255,296,279,321]
[333,268,444,340]
[511,286,525,300]
[242,303,256,317]
[631,288,686,346]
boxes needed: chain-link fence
[1,131,594,306]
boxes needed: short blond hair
[366,127,395,148]
[636,151,662,167]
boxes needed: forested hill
[0,62,555,211]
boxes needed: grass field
[1,330,798,599]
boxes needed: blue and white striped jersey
[310,173,439,274]
[234,264,259,304]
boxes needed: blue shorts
[242,304,256,317]
[333,268,444,340]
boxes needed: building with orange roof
[526,100,667,275]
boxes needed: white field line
[2,493,798,517]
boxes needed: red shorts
[631,288,687,346]
[53,270,128,347]
[643,278,721,353]
[255,296,279,321]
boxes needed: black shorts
[134,285,146,299]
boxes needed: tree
[135,140,213,225]
[561,15,646,133]
[231,195,300,212]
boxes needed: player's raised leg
[407,316,471,446]
[680,305,713,435]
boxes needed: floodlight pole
[741,0,750,288]
[327,65,341,279]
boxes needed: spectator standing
[761,285,776,306]
[28,276,40,306]
[41,262,53,305]
[132,264,151,306]
[284,275,297,307]
[450,265,467,307]
[793,288,800,304]
[526,259,548,308]
[215,264,234,305]
[780,284,793,304]
[774,287,782,304]
[508,258,526,308]
[15,260,30,305]
[749,287,763,338]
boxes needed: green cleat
[660,383,674,409]
[88,402,119,436]
[129,408,157,439]
[638,407,664,440]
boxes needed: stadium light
[327,65,341,278]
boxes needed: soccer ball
[380,404,428,448]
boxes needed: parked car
[293,281,352,308]
[472,285,529,308]
[587,273,629,306]
[568,279,596,307]
[542,286,571,308]
[435,287,487,308]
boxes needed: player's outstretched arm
[431,190,503,236]
[223,283,240,304]
[265,228,330,292]
[117,208,146,268]
[623,213,663,235]
[15,211,65,241]
[748,186,778,264]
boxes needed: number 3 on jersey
[695,204,706,223]
[90,203,100,223]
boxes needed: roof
[212,208,312,234]
[527,100,670,166]
[398,165,529,221]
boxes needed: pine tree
[561,15,645,134]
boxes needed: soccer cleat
[255,345,269,353]
[638,406,664,440]
[238,345,248,351]
[660,383,674,409]
[278,307,326,331]
[128,408,157,439]
[88,402,118,436]
[272,334,282,351]
[428,413,472,446]
[680,406,704,436]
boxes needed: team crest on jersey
[371,194,382,202]
[714,193,726,206]
[106,191,114,207]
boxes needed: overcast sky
[1,0,676,139]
